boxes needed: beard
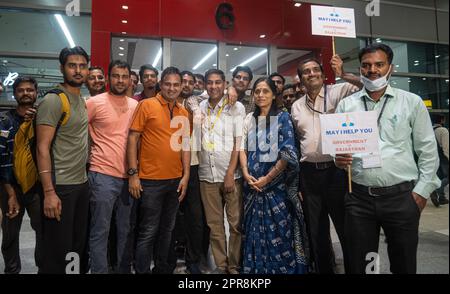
[17,95,36,106]
[64,74,84,88]
[110,86,127,96]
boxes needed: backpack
[13,89,71,194]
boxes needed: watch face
[128,168,137,176]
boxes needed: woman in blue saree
[239,77,309,274]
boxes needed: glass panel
[171,41,217,75]
[276,48,312,83]
[390,76,445,109]
[0,8,91,54]
[111,37,162,73]
[437,44,449,76]
[0,57,64,105]
[225,44,268,77]
[335,37,368,73]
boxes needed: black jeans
[300,163,347,273]
[345,183,420,274]
[39,182,90,274]
[134,178,180,274]
[1,186,43,274]
[168,166,207,271]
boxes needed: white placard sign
[320,111,379,155]
[311,5,356,38]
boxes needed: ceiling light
[119,47,124,50]
[408,80,412,83]
[395,65,399,68]
[233,47,238,51]
[375,38,381,43]
[226,54,229,57]
[446,80,449,83]
[414,60,419,63]
[193,46,218,70]
[230,49,268,72]
[259,35,266,38]
[422,78,427,80]
[213,63,217,67]
[294,3,302,7]
[152,48,162,67]
[54,14,76,48]
[119,53,124,56]
[120,39,125,42]
[435,55,440,58]
[122,5,128,10]
[122,32,127,34]
[122,20,128,24]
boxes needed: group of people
[0,42,444,274]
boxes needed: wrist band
[39,170,52,175]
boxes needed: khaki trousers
[200,180,242,273]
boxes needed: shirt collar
[156,93,179,108]
[306,85,325,103]
[359,85,395,102]
[208,95,228,110]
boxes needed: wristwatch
[127,168,138,176]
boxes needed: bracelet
[39,170,52,175]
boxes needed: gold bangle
[39,170,52,174]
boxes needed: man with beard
[194,73,208,99]
[134,64,159,102]
[0,77,43,273]
[281,84,297,113]
[85,66,106,99]
[36,46,90,274]
[291,55,362,274]
[86,60,138,274]
[231,66,254,114]
[269,72,286,109]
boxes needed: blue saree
[242,111,310,274]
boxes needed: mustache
[73,75,83,79]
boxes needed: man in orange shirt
[127,66,190,274]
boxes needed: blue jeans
[134,178,180,274]
[88,171,134,274]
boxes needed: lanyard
[306,85,327,114]
[207,99,227,132]
[363,96,389,126]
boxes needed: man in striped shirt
[0,76,42,274]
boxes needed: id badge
[362,153,382,169]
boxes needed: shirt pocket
[380,112,411,143]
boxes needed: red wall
[91,0,334,82]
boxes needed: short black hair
[431,114,446,125]
[130,71,139,82]
[160,66,182,83]
[232,66,253,81]
[180,71,195,80]
[194,73,205,83]
[297,58,324,78]
[89,66,105,75]
[108,60,131,78]
[269,72,285,85]
[359,43,394,64]
[282,83,295,92]
[205,69,225,82]
[139,64,159,81]
[12,76,38,94]
[59,46,90,66]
